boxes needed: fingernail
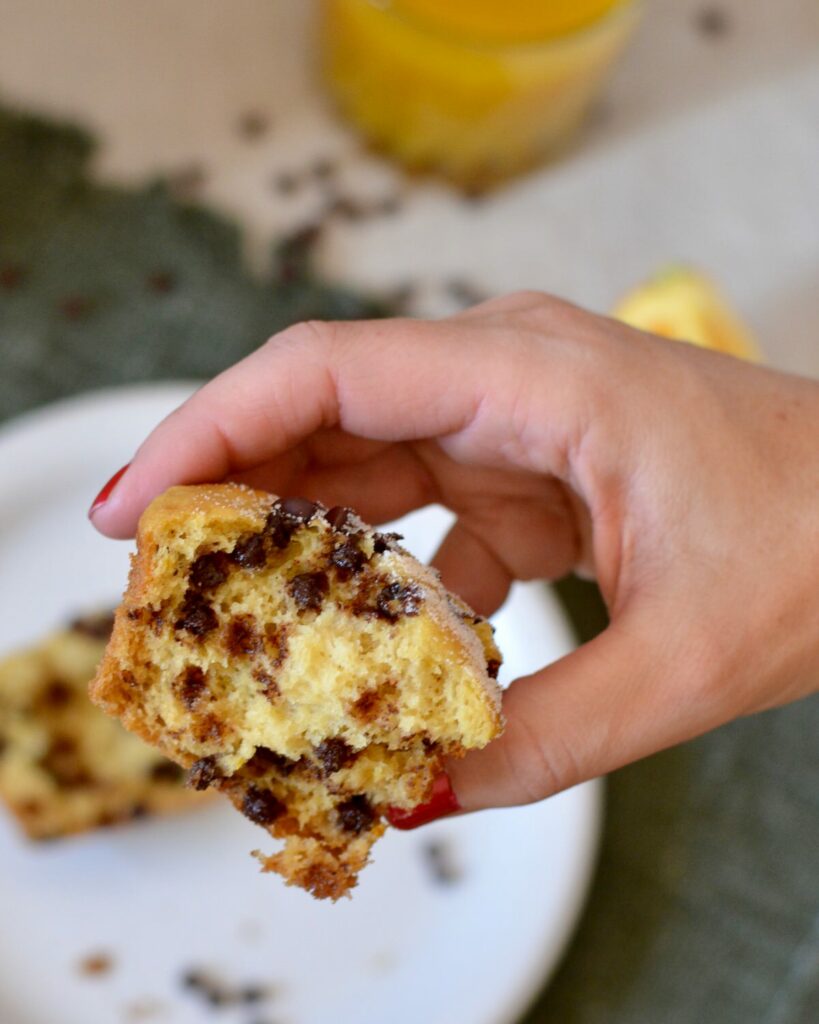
[88,463,130,519]
[387,772,460,830]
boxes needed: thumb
[447,613,718,811]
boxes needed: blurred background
[0,2,818,1023]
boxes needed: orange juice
[321,0,641,190]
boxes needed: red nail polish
[88,463,130,518]
[387,772,460,830]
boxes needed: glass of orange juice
[320,0,642,191]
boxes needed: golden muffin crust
[91,484,504,899]
[0,613,206,840]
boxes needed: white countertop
[1,0,817,377]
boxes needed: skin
[90,292,819,813]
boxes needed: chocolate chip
[325,505,353,531]
[373,532,403,554]
[188,756,221,790]
[486,659,501,679]
[41,680,73,707]
[254,669,280,701]
[226,615,262,656]
[242,785,284,826]
[288,571,329,611]
[150,761,185,783]
[175,591,218,636]
[244,746,299,778]
[329,539,367,577]
[59,295,95,321]
[189,551,231,591]
[0,263,26,290]
[146,270,176,293]
[175,665,207,709]
[337,795,376,834]
[314,737,356,776]
[279,497,319,522]
[68,610,115,640]
[231,532,267,568]
[376,582,423,621]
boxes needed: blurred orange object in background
[321,0,641,191]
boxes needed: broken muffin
[0,612,205,840]
[91,484,503,898]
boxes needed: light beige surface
[0,0,816,377]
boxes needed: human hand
[89,292,819,819]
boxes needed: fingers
[431,520,513,618]
[446,613,724,811]
[89,316,501,538]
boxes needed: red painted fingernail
[387,772,460,830]
[88,463,130,518]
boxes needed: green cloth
[2,106,817,1024]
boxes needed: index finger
[89,315,505,538]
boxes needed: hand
[89,292,819,817]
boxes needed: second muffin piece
[91,484,503,899]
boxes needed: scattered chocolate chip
[325,505,354,531]
[244,746,299,778]
[329,539,368,577]
[189,551,232,590]
[226,614,263,656]
[486,658,501,679]
[149,760,185,783]
[69,610,115,640]
[423,839,464,886]
[314,737,356,776]
[167,162,207,199]
[242,785,284,826]
[59,294,95,321]
[445,278,488,308]
[337,795,376,834]
[237,110,270,139]
[188,756,221,790]
[78,952,114,977]
[0,263,26,290]
[273,170,300,195]
[311,156,336,181]
[696,5,729,36]
[175,665,208,709]
[288,571,329,611]
[40,680,73,707]
[231,531,267,568]
[376,582,423,621]
[373,532,403,554]
[146,270,176,293]
[175,590,218,636]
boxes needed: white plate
[0,384,602,1024]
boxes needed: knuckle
[266,318,337,355]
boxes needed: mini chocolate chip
[242,785,284,826]
[226,615,262,656]
[264,506,297,549]
[176,591,218,636]
[288,571,329,611]
[189,551,231,591]
[254,669,280,701]
[146,270,176,293]
[279,497,319,522]
[176,665,207,709]
[244,746,299,777]
[325,505,353,531]
[486,659,501,679]
[231,532,267,568]
[376,582,423,621]
[373,532,403,554]
[329,539,367,576]
[150,761,185,783]
[188,756,220,790]
[68,610,115,639]
[337,795,376,834]
[314,737,356,776]
[0,263,26,290]
[41,680,73,706]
